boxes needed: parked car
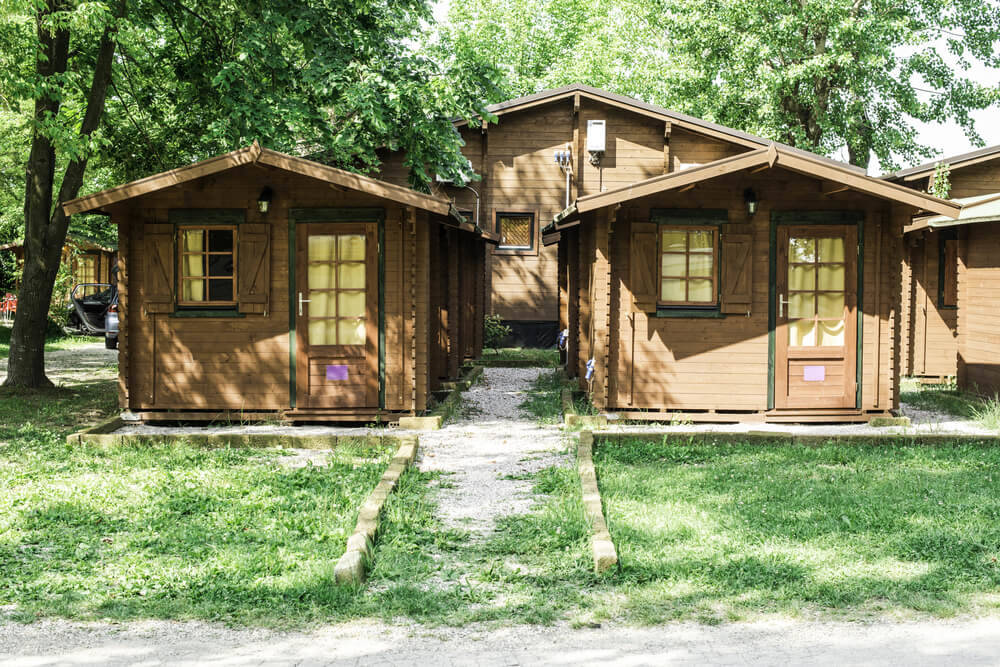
[67,266,118,349]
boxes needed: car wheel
[105,336,118,350]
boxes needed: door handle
[779,294,789,319]
[298,291,311,316]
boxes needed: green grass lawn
[593,438,1000,623]
[479,347,560,366]
[0,325,102,358]
[901,378,1000,430]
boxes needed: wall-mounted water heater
[586,119,606,165]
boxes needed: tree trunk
[4,0,124,389]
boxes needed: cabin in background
[62,143,492,423]
[1,234,116,299]
[887,146,1000,394]
[547,145,959,422]
[379,85,806,346]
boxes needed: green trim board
[170,310,244,318]
[767,210,865,411]
[654,308,726,318]
[167,209,245,225]
[289,207,385,223]
[288,214,297,409]
[378,216,386,409]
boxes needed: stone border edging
[65,415,125,445]
[577,431,618,573]
[563,389,608,429]
[592,430,1000,446]
[334,435,419,585]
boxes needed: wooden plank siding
[377,98,755,326]
[102,162,485,421]
[900,230,959,378]
[958,221,1000,394]
[564,168,905,418]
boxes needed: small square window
[178,225,237,307]
[496,212,535,252]
[658,225,719,306]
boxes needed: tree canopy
[443,0,1000,169]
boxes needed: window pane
[789,238,815,263]
[661,278,686,302]
[818,238,844,263]
[183,230,204,253]
[688,279,714,302]
[689,230,714,252]
[183,280,205,302]
[184,254,205,279]
[499,215,532,248]
[661,230,686,252]
[208,229,233,253]
[788,265,815,291]
[688,253,713,277]
[339,262,366,289]
[818,320,845,346]
[339,235,366,261]
[310,291,334,318]
[338,318,366,345]
[789,319,816,346]
[208,253,234,277]
[309,263,335,290]
[338,291,366,318]
[818,265,844,291]
[661,253,687,277]
[208,279,232,302]
[818,293,845,318]
[309,320,336,346]
[308,235,336,262]
[788,293,815,318]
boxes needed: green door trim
[287,208,387,411]
[768,211,865,411]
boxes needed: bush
[484,313,511,351]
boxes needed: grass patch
[593,438,1000,622]
[901,378,1000,431]
[480,347,559,366]
[0,324,101,358]
[519,370,572,424]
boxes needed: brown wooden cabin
[545,144,960,423]
[62,142,494,423]
[887,145,1000,393]
[379,84,816,346]
[1,234,116,299]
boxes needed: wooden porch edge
[334,435,420,585]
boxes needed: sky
[430,0,999,174]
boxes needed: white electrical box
[586,120,606,153]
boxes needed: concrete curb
[67,427,405,450]
[398,416,442,431]
[563,389,608,429]
[334,435,419,585]
[65,416,125,445]
[577,431,618,573]
[592,430,1000,446]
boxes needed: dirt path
[415,367,566,536]
[4,616,1000,666]
[0,340,117,385]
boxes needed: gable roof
[906,192,1000,233]
[884,144,1000,182]
[62,142,454,217]
[459,84,866,175]
[546,143,960,237]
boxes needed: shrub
[484,313,511,351]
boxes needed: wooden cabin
[887,146,1000,389]
[887,146,1000,393]
[546,145,960,422]
[1,234,116,298]
[379,85,812,346]
[62,143,493,423]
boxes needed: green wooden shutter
[721,232,752,314]
[144,224,174,313]
[238,223,270,313]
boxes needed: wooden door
[296,223,378,409]
[774,225,857,409]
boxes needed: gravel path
[417,367,566,536]
[4,616,1000,666]
[0,339,117,385]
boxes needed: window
[178,226,237,306]
[496,212,535,252]
[658,226,718,306]
[307,233,367,346]
[75,253,100,296]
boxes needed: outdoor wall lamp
[744,188,758,216]
[257,187,274,214]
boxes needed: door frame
[288,208,385,410]
[768,211,864,411]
